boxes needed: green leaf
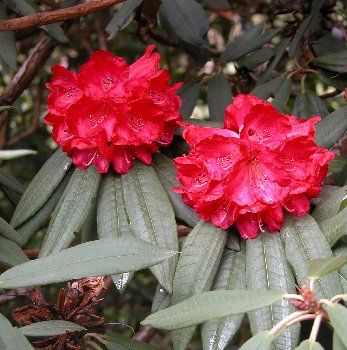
[272,77,291,112]
[329,157,347,174]
[2,0,68,43]
[170,220,227,349]
[159,0,210,66]
[308,255,347,279]
[39,166,101,257]
[105,0,143,39]
[295,339,325,350]
[151,284,172,313]
[0,236,177,289]
[340,197,347,213]
[0,313,34,350]
[97,174,134,293]
[313,33,347,57]
[246,232,300,350]
[0,217,24,246]
[282,214,343,300]
[105,333,158,350]
[251,76,285,100]
[0,4,17,69]
[326,304,347,348]
[16,171,72,245]
[315,106,347,149]
[239,331,275,350]
[313,51,347,73]
[81,201,98,243]
[0,236,29,267]
[178,82,202,120]
[142,290,286,330]
[20,320,85,337]
[221,24,278,62]
[312,186,347,223]
[320,205,347,247]
[333,331,346,350]
[97,174,130,239]
[207,73,233,121]
[201,240,246,350]
[258,38,290,84]
[238,48,274,70]
[122,161,179,293]
[293,91,328,120]
[11,148,72,227]
[317,69,347,90]
[152,153,199,227]
[0,169,24,194]
[333,245,347,294]
[289,14,314,58]
[0,149,37,160]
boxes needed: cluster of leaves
[0,0,347,349]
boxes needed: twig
[0,0,125,32]
[0,37,55,130]
[0,287,33,306]
[95,13,108,51]
[319,90,341,99]
[134,325,156,342]
[24,249,40,259]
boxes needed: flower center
[101,77,114,92]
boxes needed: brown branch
[0,36,56,129]
[319,90,341,99]
[0,0,125,32]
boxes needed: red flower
[45,46,182,173]
[174,94,334,239]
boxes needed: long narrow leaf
[0,236,177,289]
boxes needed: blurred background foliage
[0,0,347,348]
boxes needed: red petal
[241,104,291,149]
[129,45,160,80]
[283,194,310,216]
[112,146,133,174]
[224,94,269,132]
[46,65,83,115]
[236,213,260,239]
[80,50,129,100]
[261,206,284,233]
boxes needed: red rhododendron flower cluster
[174,94,334,239]
[45,45,182,173]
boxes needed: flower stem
[309,313,322,342]
[269,310,310,335]
[331,294,347,303]
[284,294,304,301]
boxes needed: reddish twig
[24,249,40,259]
[0,0,125,32]
[134,325,156,342]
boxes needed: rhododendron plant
[44,45,182,173]
[174,94,334,239]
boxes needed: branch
[0,37,55,129]
[0,0,125,32]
